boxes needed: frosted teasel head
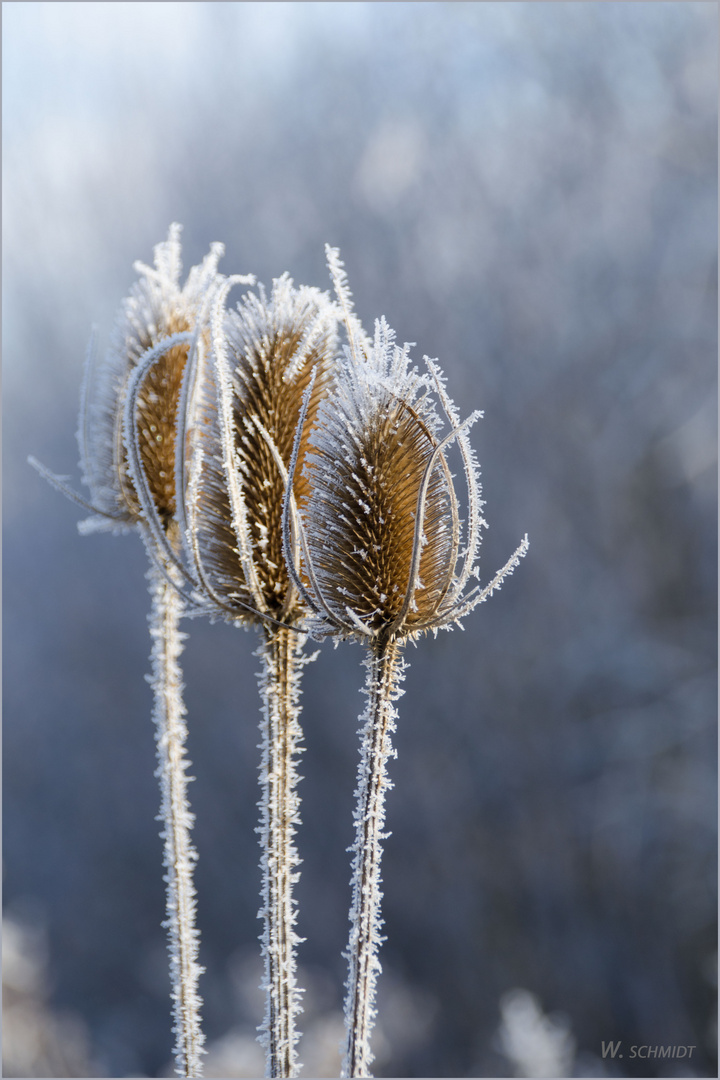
[179,272,339,627]
[78,224,247,538]
[281,248,529,645]
[30,224,250,549]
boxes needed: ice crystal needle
[280,248,529,1076]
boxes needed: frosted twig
[148,562,205,1078]
[342,641,405,1078]
[256,626,311,1078]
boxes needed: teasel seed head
[78,224,244,533]
[282,247,529,646]
[85,224,237,531]
[29,226,249,558]
[180,273,339,628]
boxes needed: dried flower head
[180,273,339,627]
[283,247,529,646]
[30,225,244,554]
[79,224,239,537]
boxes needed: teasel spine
[342,639,405,1079]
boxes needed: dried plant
[29,225,248,1078]
[281,247,529,1077]
[31,232,527,1078]
[175,273,338,1077]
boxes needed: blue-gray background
[3,2,717,1077]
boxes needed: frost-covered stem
[148,562,205,1077]
[256,626,309,1078]
[343,639,405,1078]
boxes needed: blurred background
[3,3,717,1077]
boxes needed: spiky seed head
[186,274,338,625]
[284,249,529,645]
[297,318,456,642]
[79,224,227,533]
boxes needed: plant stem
[148,563,205,1078]
[256,626,309,1077]
[343,639,405,1079]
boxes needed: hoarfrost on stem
[148,564,206,1078]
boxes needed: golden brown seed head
[79,224,225,533]
[304,393,456,636]
[287,303,528,645]
[187,275,338,624]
